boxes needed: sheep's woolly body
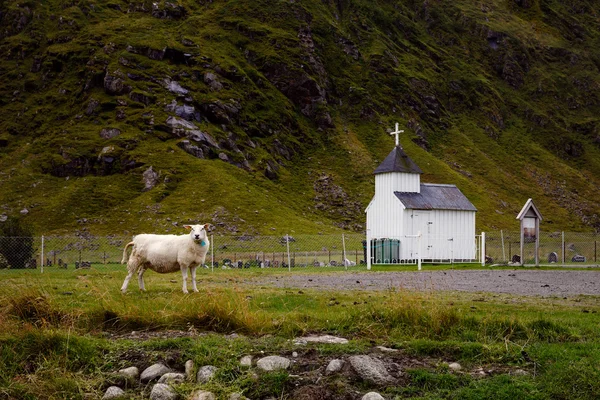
[120,224,210,293]
[129,234,207,274]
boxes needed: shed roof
[374,146,423,175]
[394,184,477,211]
[516,198,543,221]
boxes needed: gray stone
[190,390,216,400]
[294,335,349,345]
[348,355,395,385]
[142,166,159,192]
[448,362,462,371]
[164,79,189,95]
[100,128,121,139]
[141,363,171,383]
[102,386,125,400]
[512,369,529,376]
[196,365,218,383]
[150,383,178,400]
[240,355,253,367]
[158,372,186,383]
[325,359,344,374]
[256,356,291,371]
[185,360,194,380]
[375,346,398,353]
[228,393,248,400]
[204,72,223,91]
[116,366,139,386]
[362,392,385,400]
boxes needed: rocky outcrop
[151,2,186,19]
[313,173,363,230]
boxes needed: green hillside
[0,0,598,235]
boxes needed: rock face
[142,166,159,191]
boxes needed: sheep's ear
[183,225,192,230]
[204,223,211,231]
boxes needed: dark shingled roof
[374,146,423,175]
[394,184,477,211]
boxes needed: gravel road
[254,269,600,296]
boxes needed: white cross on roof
[390,123,403,147]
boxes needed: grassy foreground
[1,266,599,399]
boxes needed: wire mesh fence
[0,233,368,271]
[0,231,598,271]
[485,231,600,266]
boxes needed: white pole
[286,235,291,272]
[342,233,347,270]
[211,234,214,272]
[417,231,422,271]
[501,230,505,263]
[366,230,372,271]
[40,235,44,273]
[481,232,486,267]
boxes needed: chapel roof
[394,184,477,211]
[374,146,423,175]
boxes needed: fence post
[501,230,505,263]
[481,232,486,267]
[41,235,44,273]
[342,233,347,271]
[417,231,422,271]
[366,229,371,270]
[286,234,291,272]
[562,231,565,265]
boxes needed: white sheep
[120,224,210,293]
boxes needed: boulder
[325,359,344,374]
[102,386,125,400]
[140,363,171,383]
[348,355,395,385]
[362,392,385,400]
[196,365,218,383]
[149,383,177,400]
[256,356,291,371]
[294,335,349,345]
[158,372,186,383]
[189,390,216,400]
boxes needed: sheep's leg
[121,270,134,293]
[180,266,189,294]
[121,258,138,293]
[137,267,147,291]
[190,265,199,292]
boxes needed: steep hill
[0,0,599,235]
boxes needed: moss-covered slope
[0,0,598,234]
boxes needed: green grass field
[1,266,599,399]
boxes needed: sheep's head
[184,224,210,245]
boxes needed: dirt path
[252,269,600,296]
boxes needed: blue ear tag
[200,240,206,246]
